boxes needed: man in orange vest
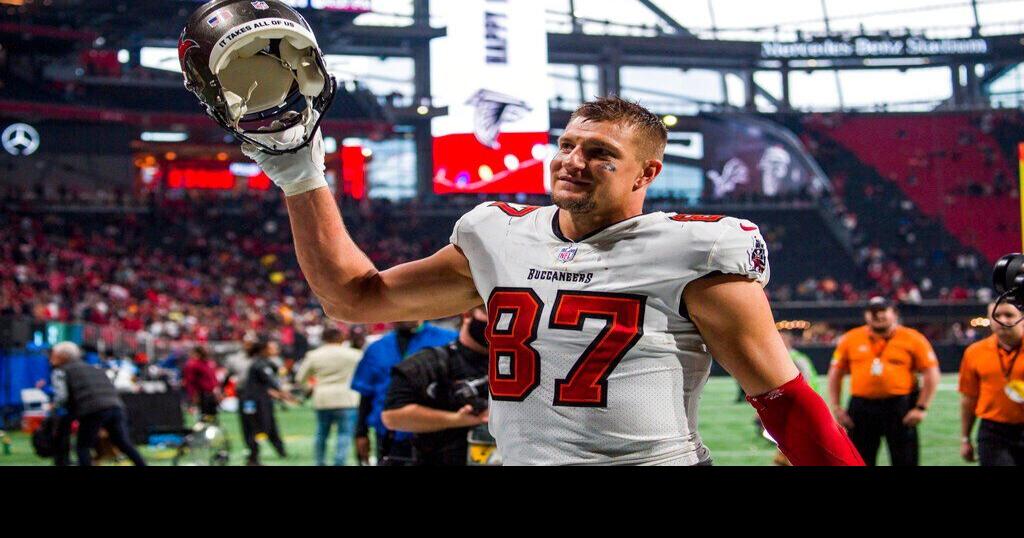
[827,297,941,466]
[959,301,1024,466]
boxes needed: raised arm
[284,188,481,323]
[244,130,482,324]
[684,274,864,466]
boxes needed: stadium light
[229,163,262,177]
[141,131,188,143]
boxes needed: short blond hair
[570,96,668,161]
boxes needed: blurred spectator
[239,339,296,466]
[295,326,363,466]
[49,341,147,466]
[224,335,258,403]
[381,307,492,466]
[351,321,457,466]
[182,346,221,419]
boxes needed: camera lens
[993,254,1024,294]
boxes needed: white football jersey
[450,202,770,466]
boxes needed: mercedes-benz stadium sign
[2,123,40,156]
[761,36,989,60]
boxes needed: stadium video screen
[430,0,551,195]
[698,115,829,200]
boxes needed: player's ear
[634,159,662,191]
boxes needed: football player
[243,96,862,466]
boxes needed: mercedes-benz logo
[2,123,40,156]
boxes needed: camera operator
[381,307,490,466]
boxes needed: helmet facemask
[211,35,334,154]
[179,1,336,155]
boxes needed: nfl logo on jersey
[556,245,578,264]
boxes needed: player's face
[864,307,897,333]
[990,303,1024,342]
[551,118,648,215]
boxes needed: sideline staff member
[240,340,296,466]
[351,321,457,465]
[381,307,490,466]
[49,342,147,466]
[827,297,940,466]
[959,302,1024,466]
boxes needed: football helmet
[178,0,335,154]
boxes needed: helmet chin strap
[229,80,261,131]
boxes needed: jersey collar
[551,208,647,244]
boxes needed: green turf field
[0,374,971,466]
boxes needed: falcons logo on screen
[467,89,531,150]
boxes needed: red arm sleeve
[747,374,865,466]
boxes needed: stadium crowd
[789,117,996,304]
[1,177,994,354]
[0,192,420,355]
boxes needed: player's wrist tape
[254,156,327,197]
[281,177,328,197]
[747,375,865,467]
[242,140,327,196]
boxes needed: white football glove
[241,120,327,197]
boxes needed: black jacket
[58,360,124,417]
[384,342,489,466]
[240,357,281,402]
